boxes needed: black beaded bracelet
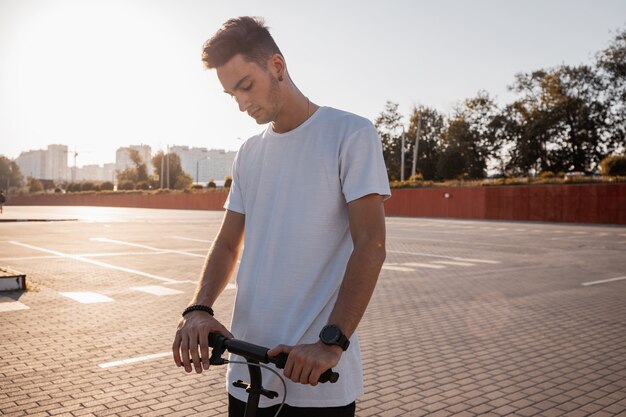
[182,304,214,317]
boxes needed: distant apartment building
[170,146,236,183]
[15,144,68,182]
[46,144,68,181]
[72,163,115,182]
[115,145,153,176]
[75,164,102,181]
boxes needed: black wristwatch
[319,324,350,351]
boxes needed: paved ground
[1,206,625,417]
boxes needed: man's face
[217,54,282,125]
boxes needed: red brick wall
[7,184,626,224]
[7,191,228,211]
[384,184,625,224]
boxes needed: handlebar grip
[272,353,339,384]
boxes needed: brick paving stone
[2,213,626,417]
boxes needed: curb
[0,219,79,223]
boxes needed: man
[0,189,5,214]
[172,16,390,417]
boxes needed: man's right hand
[172,311,233,374]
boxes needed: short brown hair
[202,16,282,69]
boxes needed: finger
[199,329,210,371]
[309,367,322,386]
[172,332,183,367]
[267,344,292,357]
[218,324,234,340]
[189,333,203,373]
[287,353,303,383]
[181,337,192,373]
[299,364,313,385]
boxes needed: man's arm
[172,209,245,374]
[268,193,386,384]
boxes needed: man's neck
[271,91,318,134]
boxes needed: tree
[436,92,502,180]
[28,177,43,193]
[507,65,614,174]
[116,149,148,184]
[407,106,445,180]
[596,28,626,155]
[0,156,24,189]
[152,151,188,189]
[375,101,405,181]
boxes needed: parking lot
[1,206,625,416]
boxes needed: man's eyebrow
[223,75,250,94]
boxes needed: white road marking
[453,258,500,264]
[387,235,520,249]
[382,265,415,272]
[0,255,62,261]
[387,249,499,264]
[8,241,181,284]
[432,261,475,267]
[169,236,213,243]
[581,276,626,286]
[60,292,114,304]
[99,352,171,369]
[401,262,446,269]
[90,237,205,258]
[0,297,29,312]
[130,286,183,296]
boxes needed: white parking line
[170,236,213,243]
[581,276,626,286]
[90,238,205,258]
[387,235,520,249]
[60,292,114,304]
[8,241,181,284]
[0,297,29,312]
[432,261,475,267]
[387,249,499,264]
[99,352,171,369]
[382,265,415,272]
[401,262,446,269]
[130,286,183,296]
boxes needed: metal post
[412,114,421,179]
[400,127,405,182]
[166,146,170,189]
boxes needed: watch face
[323,325,341,343]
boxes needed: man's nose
[235,94,251,113]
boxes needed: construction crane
[64,147,78,182]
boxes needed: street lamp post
[400,126,406,182]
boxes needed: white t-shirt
[224,106,390,408]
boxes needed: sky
[1,0,625,167]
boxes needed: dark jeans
[228,394,356,417]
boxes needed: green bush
[100,181,114,191]
[191,184,204,190]
[599,155,626,176]
[118,181,135,190]
[539,171,555,179]
[207,181,216,188]
[81,182,99,191]
[136,181,150,190]
[224,176,232,188]
[28,178,44,193]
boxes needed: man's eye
[242,83,253,91]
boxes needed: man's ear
[267,54,286,80]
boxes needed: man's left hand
[267,341,342,385]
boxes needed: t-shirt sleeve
[224,149,245,214]
[339,123,391,203]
